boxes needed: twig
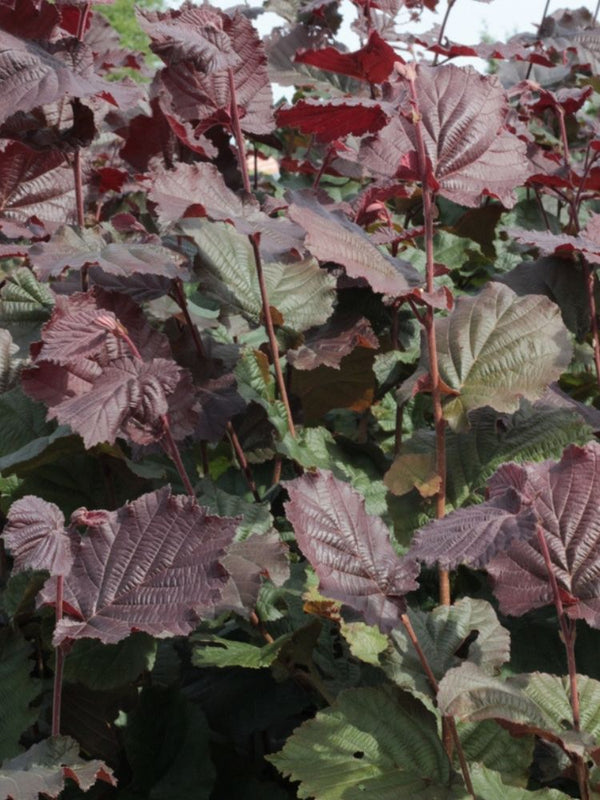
[432,0,456,66]
[227,422,261,502]
[250,234,296,438]
[227,67,252,195]
[526,0,551,79]
[51,577,65,737]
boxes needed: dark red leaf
[285,471,419,632]
[40,487,237,645]
[277,98,388,141]
[2,496,77,576]
[294,30,400,83]
[506,226,600,265]
[148,162,303,259]
[0,0,59,40]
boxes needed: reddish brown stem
[52,576,65,737]
[536,526,589,799]
[400,613,475,798]
[432,0,456,66]
[535,527,580,729]
[406,67,450,605]
[526,0,551,80]
[227,67,252,195]
[227,421,261,502]
[172,278,206,359]
[250,234,296,438]
[161,414,196,497]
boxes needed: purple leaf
[0,34,115,125]
[217,530,290,616]
[136,4,241,71]
[156,9,273,140]
[287,314,378,370]
[285,470,419,633]
[22,289,198,447]
[28,225,185,281]
[0,141,75,224]
[50,356,188,448]
[0,736,115,800]
[41,487,237,645]
[360,64,530,208]
[2,496,77,576]
[506,226,600,266]
[288,191,421,297]
[408,489,538,571]
[487,443,600,626]
[149,162,303,258]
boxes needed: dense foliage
[2,0,600,798]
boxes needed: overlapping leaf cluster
[1,0,600,798]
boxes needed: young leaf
[2,495,76,575]
[401,282,572,431]
[288,192,421,297]
[294,29,399,83]
[40,486,237,645]
[285,470,419,633]
[191,631,294,669]
[0,736,115,800]
[277,97,389,140]
[268,686,464,799]
[360,64,530,207]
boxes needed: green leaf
[122,686,215,800]
[438,664,600,758]
[401,283,572,431]
[0,631,42,761]
[195,478,273,540]
[457,721,534,784]
[386,404,593,540]
[186,219,336,331]
[191,632,294,669]
[469,764,571,800]
[0,329,21,394]
[62,634,157,691]
[0,388,72,475]
[269,687,466,799]
[0,267,54,354]
[382,599,510,710]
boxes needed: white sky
[165,0,599,47]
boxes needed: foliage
[2,1,600,799]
